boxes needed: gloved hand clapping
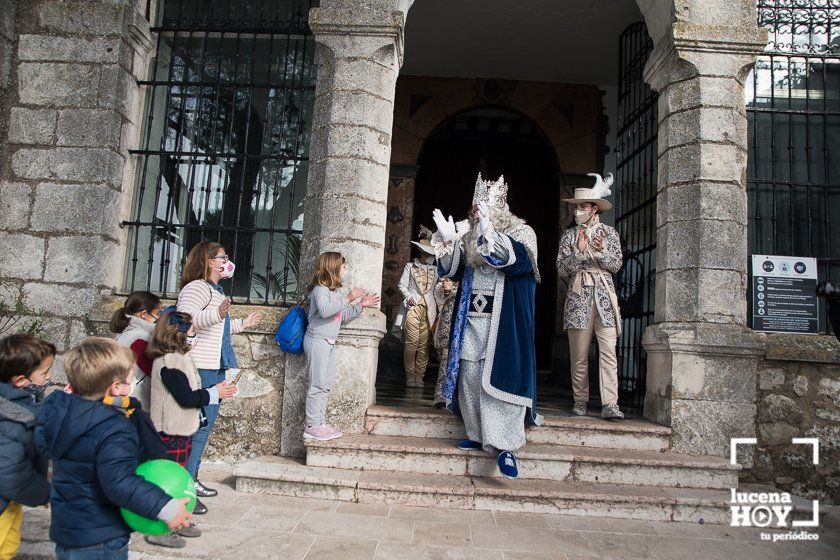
[432,209,457,243]
[477,201,494,238]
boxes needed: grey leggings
[304,335,336,427]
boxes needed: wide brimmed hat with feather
[562,172,614,211]
[411,225,436,255]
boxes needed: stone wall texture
[749,334,840,505]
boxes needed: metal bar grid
[613,21,658,411]
[122,0,317,304]
[748,0,840,333]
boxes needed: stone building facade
[0,0,837,503]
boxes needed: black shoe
[194,479,218,497]
[192,498,208,515]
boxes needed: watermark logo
[730,438,821,542]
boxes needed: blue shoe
[497,451,519,479]
[457,439,483,450]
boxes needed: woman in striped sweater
[176,241,261,499]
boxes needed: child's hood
[36,391,124,459]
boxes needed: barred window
[747,0,840,333]
[124,0,317,304]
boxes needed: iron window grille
[123,0,317,304]
[614,22,658,411]
[748,0,840,333]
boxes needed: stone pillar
[0,0,153,376]
[280,0,411,456]
[639,0,768,457]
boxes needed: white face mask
[341,270,348,283]
[575,209,593,226]
[219,260,235,279]
[127,380,137,398]
[186,336,197,350]
[425,256,435,265]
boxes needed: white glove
[477,201,494,238]
[432,209,457,243]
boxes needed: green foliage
[252,234,302,302]
[0,279,44,338]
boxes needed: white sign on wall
[751,255,819,334]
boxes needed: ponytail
[109,307,131,333]
[110,291,162,333]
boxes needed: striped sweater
[176,280,244,369]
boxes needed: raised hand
[361,293,381,308]
[347,287,365,302]
[477,201,493,237]
[243,312,262,328]
[217,381,238,399]
[432,209,456,242]
[576,229,589,253]
[218,297,231,319]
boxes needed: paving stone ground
[18,465,839,560]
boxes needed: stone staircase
[235,405,756,523]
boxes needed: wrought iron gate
[123,0,317,304]
[614,22,658,410]
[747,0,840,333]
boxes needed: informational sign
[751,255,819,334]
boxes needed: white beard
[463,209,525,269]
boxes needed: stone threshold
[303,434,739,488]
[365,405,672,451]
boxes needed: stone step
[365,405,671,452]
[234,456,792,524]
[305,434,739,489]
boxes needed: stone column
[280,0,412,456]
[639,0,768,458]
[0,0,153,376]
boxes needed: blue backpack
[275,300,309,354]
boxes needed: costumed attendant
[303,252,380,442]
[110,291,163,411]
[556,173,624,420]
[432,277,457,408]
[395,228,441,388]
[432,173,541,479]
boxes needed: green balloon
[120,459,196,535]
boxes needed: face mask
[341,271,348,283]
[126,381,137,398]
[575,210,592,226]
[425,256,435,265]
[24,381,48,400]
[219,260,236,279]
[186,336,197,350]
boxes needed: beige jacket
[149,352,202,437]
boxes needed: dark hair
[146,311,192,359]
[0,334,57,383]
[180,241,224,289]
[110,291,162,333]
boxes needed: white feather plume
[586,172,614,198]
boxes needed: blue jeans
[185,368,226,478]
[55,536,129,560]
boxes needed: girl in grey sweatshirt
[303,252,380,442]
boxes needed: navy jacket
[0,383,49,514]
[36,391,171,548]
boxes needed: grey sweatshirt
[305,285,363,342]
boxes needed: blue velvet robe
[438,233,539,424]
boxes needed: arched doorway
[375,106,563,408]
[413,106,560,374]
